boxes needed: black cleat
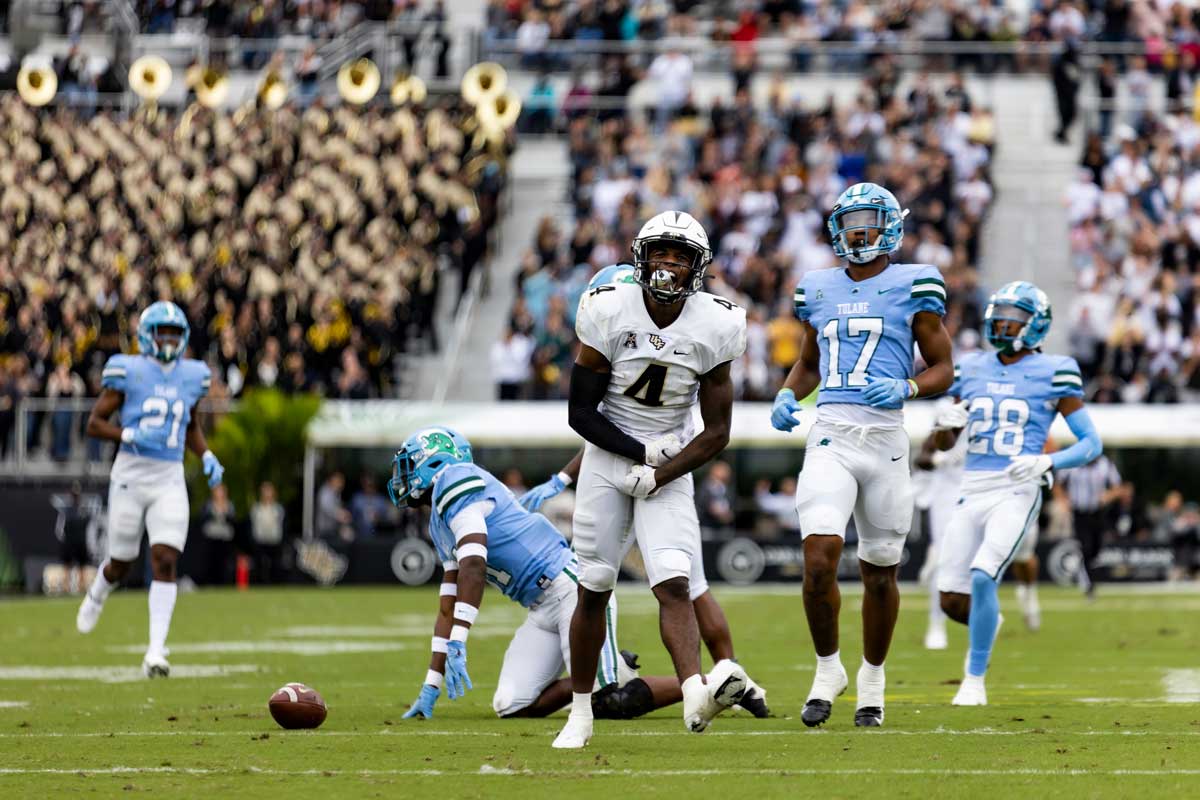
[737,687,771,718]
[801,699,833,727]
[854,706,884,727]
[620,649,641,672]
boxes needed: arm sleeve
[447,500,496,544]
[1049,408,1103,471]
[792,278,810,322]
[909,266,947,317]
[568,363,646,463]
[1050,356,1084,400]
[100,355,128,392]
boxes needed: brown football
[268,683,327,730]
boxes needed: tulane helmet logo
[388,427,474,507]
[419,431,460,459]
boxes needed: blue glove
[771,389,802,432]
[519,474,567,512]
[862,376,913,408]
[402,683,440,719]
[202,450,225,488]
[445,640,473,700]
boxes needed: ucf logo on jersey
[648,334,667,350]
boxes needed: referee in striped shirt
[1055,454,1123,598]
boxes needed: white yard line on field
[1162,669,1200,703]
[1,727,1197,739]
[0,665,261,684]
[1,766,1199,778]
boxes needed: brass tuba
[337,58,380,106]
[257,68,289,110]
[460,61,507,107]
[390,72,427,107]
[191,64,230,109]
[476,88,522,132]
[129,55,173,102]
[17,62,58,107]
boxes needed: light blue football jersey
[794,264,946,409]
[101,354,211,462]
[428,463,571,608]
[950,351,1084,472]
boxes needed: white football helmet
[630,211,713,303]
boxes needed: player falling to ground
[771,183,954,727]
[931,281,1101,706]
[76,301,225,677]
[521,263,768,719]
[554,211,750,749]
[389,427,682,721]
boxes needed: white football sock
[857,657,886,707]
[86,563,116,605]
[147,581,178,657]
[816,650,842,672]
[569,691,593,720]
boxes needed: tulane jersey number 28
[966,397,1030,457]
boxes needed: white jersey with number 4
[575,281,747,444]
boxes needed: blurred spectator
[647,46,693,129]
[1154,490,1200,581]
[754,476,800,538]
[45,360,85,461]
[491,326,535,399]
[696,460,736,534]
[500,467,528,495]
[1056,454,1123,598]
[317,472,354,541]
[1110,480,1149,542]
[250,481,287,584]
[349,474,393,537]
[197,483,239,585]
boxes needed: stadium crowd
[0,93,506,459]
[496,68,993,399]
[1066,104,1200,404]
[485,0,1191,65]
[133,0,449,36]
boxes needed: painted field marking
[105,641,412,656]
[0,665,261,684]
[1,727,1197,739]
[1162,669,1200,704]
[1,766,1199,778]
[0,701,29,708]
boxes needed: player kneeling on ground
[76,301,224,678]
[390,427,685,722]
[931,281,1101,706]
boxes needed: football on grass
[268,683,327,729]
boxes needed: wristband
[439,582,457,596]
[121,428,135,444]
[424,669,443,689]
[431,636,448,654]
[556,471,573,487]
[202,449,216,461]
[453,601,479,625]
[449,624,470,643]
[906,379,919,399]
[456,542,488,561]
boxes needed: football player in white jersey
[771,183,955,728]
[553,211,750,749]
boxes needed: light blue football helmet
[137,301,190,362]
[588,263,637,290]
[827,182,906,264]
[984,281,1053,353]
[387,426,474,507]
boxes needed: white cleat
[924,625,948,650]
[684,660,747,733]
[1022,607,1041,633]
[142,651,170,679]
[952,674,988,706]
[76,595,103,634]
[551,715,592,749]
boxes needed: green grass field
[1,584,1198,798]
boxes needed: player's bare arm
[452,533,488,626]
[651,360,733,488]
[427,568,458,677]
[567,344,647,463]
[185,409,210,458]
[780,321,823,400]
[911,309,955,398]
[85,389,126,442]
